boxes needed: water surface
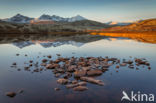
[0,34,156,103]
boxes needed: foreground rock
[13,55,151,92]
[80,77,104,86]
[6,92,16,98]
[73,86,88,91]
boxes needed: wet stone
[87,69,103,76]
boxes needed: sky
[0,0,156,22]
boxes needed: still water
[0,34,156,103]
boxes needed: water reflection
[91,32,156,44]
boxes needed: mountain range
[3,14,87,23]
[2,14,133,26]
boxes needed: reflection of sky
[0,0,156,22]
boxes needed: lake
[0,34,156,103]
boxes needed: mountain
[3,14,87,23]
[38,14,87,22]
[68,15,87,22]
[38,14,66,21]
[100,19,156,32]
[3,14,34,23]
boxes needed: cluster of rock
[11,54,151,93]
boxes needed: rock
[124,60,133,64]
[82,67,91,71]
[17,68,21,71]
[29,64,33,66]
[80,77,104,86]
[66,84,79,88]
[34,69,39,72]
[148,67,151,70]
[54,59,61,63]
[6,92,16,98]
[120,63,127,66]
[55,73,61,77]
[72,80,78,84]
[78,82,87,86]
[12,62,16,65]
[42,59,48,63]
[56,54,61,56]
[18,89,24,93]
[102,64,110,68]
[40,68,43,71]
[67,65,76,72]
[87,69,103,76]
[46,64,59,69]
[116,65,120,68]
[29,60,33,63]
[128,65,134,69]
[16,54,19,56]
[57,78,68,84]
[24,67,29,70]
[46,64,53,69]
[66,82,87,89]
[41,63,46,66]
[63,72,72,79]
[74,70,86,78]
[47,55,52,58]
[54,88,60,91]
[102,68,108,72]
[73,86,88,91]
[56,68,65,73]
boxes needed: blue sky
[0,0,156,22]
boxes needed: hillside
[98,19,156,32]
[0,20,110,36]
